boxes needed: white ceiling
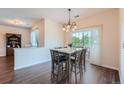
[0,8,111,28]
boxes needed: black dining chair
[50,50,68,83]
[70,50,83,83]
[82,49,87,71]
[70,49,86,83]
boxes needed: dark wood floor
[0,56,14,83]
[0,56,120,84]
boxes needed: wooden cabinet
[6,48,14,56]
[6,33,21,56]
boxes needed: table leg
[67,54,71,83]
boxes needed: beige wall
[31,18,64,48]
[64,9,119,70]
[0,18,64,56]
[14,19,64,69]
[119,8,124,83]
[0,25,30,56]
[31,19,45,47]
[45,19,64,48]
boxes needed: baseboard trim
[91,63,119,71]
[119,70,122,84]
[119,70,124,84]
[101,65,119,71]
[0,55,6,57]
[14,59,51,70]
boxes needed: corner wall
[64,9,119,70]
[0,25,30,56]
[45,19,64,48]
[119,8,124,84]
[14,19,64,70]
[31,19,45,47]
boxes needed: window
[72,31,92,47]
[72,26,102,65]
[30,30,38,47]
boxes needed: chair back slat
[72,50,83,63]
[50,50,59,64]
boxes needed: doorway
[72,26,102,65]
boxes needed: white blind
[90,27,102,65]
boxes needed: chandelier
[62,9,77,32]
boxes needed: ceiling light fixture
[62,9,77,32]
[13,19,22,25]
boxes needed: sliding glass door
[72,31,91,47]
[72,26,102,65]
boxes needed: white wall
[64,9,119,70]
[0,25,30,56]
[119,9,124,84]
[31,18,64,48]
[45,19,64,48]
[14,19,64,69]
[14,48,50,70]
[31,19,45,47]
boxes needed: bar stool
[50,50,68,83]
[71,50,83,83]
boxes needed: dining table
[51,47,84,83]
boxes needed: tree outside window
[72,31,93,48]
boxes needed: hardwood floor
[0,56,120,84]
[0,56,14,83]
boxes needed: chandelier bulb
[62,27,66,31]
[62,9,77,32]
[66,29,69,32]
[67,25,70,28]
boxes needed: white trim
[14,59,51,70]
[0,55,6,57]
[119,70,123,84]
[119,68,124,84]
[101,64,119,70]
[91,63,119,70]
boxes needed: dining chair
[85,47,90,60]
[82,49,87,71]
[70,50,83,83]
[50,50,68,83]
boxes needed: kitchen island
[14,47,51,70]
